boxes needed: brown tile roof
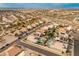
[7,45,22,56]
[0,45,22,56]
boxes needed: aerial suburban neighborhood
[0,9,79,56]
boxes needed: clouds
[0,3,79,8]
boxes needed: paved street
[16,40,59,56]
[0,40,16,53]
[74,40,79,56]
[73,31,79,56]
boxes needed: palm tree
[44,27,58,39]
[44,27,59,47]
[36,37,45,45]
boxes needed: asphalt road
[16,40,59,56]
[73,31,79,56]
[0,40,16,53]
[74,40,79,56]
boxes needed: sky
[0,3,79,8]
